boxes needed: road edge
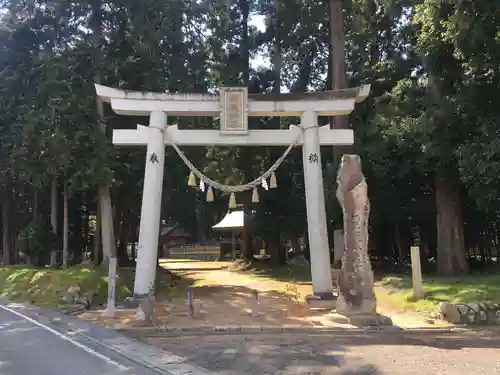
[0,298,217,375]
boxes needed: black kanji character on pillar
[308,153,319,163]
[149,153,159,164]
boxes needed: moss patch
[0,264,178,308]
[375,274,500,314]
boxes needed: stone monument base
[327,311,393,326]
[305,294,337,311]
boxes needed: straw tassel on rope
[270,172,277,188]
[206,186,214,202]
[188,171,197,186]
[228,192,237,209]
[252,187,259,203]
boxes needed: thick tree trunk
[328,0,350,237]
[99,185,117,262]
[93,203,101,264]
[329,0,349,136]
[62,180,69,269]
[117,208,132,265]
[268,233,286,265]
[1,184,11,265]
[82,205,90,262]
[50,178,58,266]
[130,241,136,261]
[10,197,18,264]
[238,0,254,262]
[91,0,116,264]
[435,172,469,275]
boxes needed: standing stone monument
[329,154,392,326]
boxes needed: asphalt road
[0,305,158,375]
[141,330,500,374]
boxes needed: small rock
[136,306,146,321]
[478,310,488,322]
[62,285,81,303]
[467,313,475,324]
[439,302,462,324]
[486,311,498,324]
[468,303,479,312]
[485,303,497,311]
[456,304,470,315]
[67,285,80,294]
[122,297,140,308]
[430,311,441,319]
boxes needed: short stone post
[333,229,344,265]
[410,246,424,299]
[103,257,117,317]
[188,287,194,317]
[251,290,259,316]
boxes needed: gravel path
[140,330,500,374]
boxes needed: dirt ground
[79,259,449,330]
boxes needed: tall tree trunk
[117,208,132,265]
[261,0,287,265]
[130,240,136,262]
[239,0,253,261]
[423,60,468,276]
[1,182,11,265]
[268,233,286,265]
[329,0,349,136]
[82,205,90,262]
[435,172,469,275]
[93,203,101,264]
[50,178,58,266]
[62,180,69,269]
[10,191,17,264]
[33,189,38,221]
[92,0,117,314]
[329,0,350,248]
[91,0,116,264]
[394,222,405,265]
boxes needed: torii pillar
[95,84,370,301]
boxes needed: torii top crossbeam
[95,84,370,117]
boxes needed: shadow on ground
[138,329,500,374]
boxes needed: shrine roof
[212,210,244,231]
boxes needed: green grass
[375,274,500,314]
[237,260,500,315]
[0,264,179,308]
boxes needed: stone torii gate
[95,84,370,301]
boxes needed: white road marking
[0,304,129,371]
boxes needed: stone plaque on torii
[95,84,370,306]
